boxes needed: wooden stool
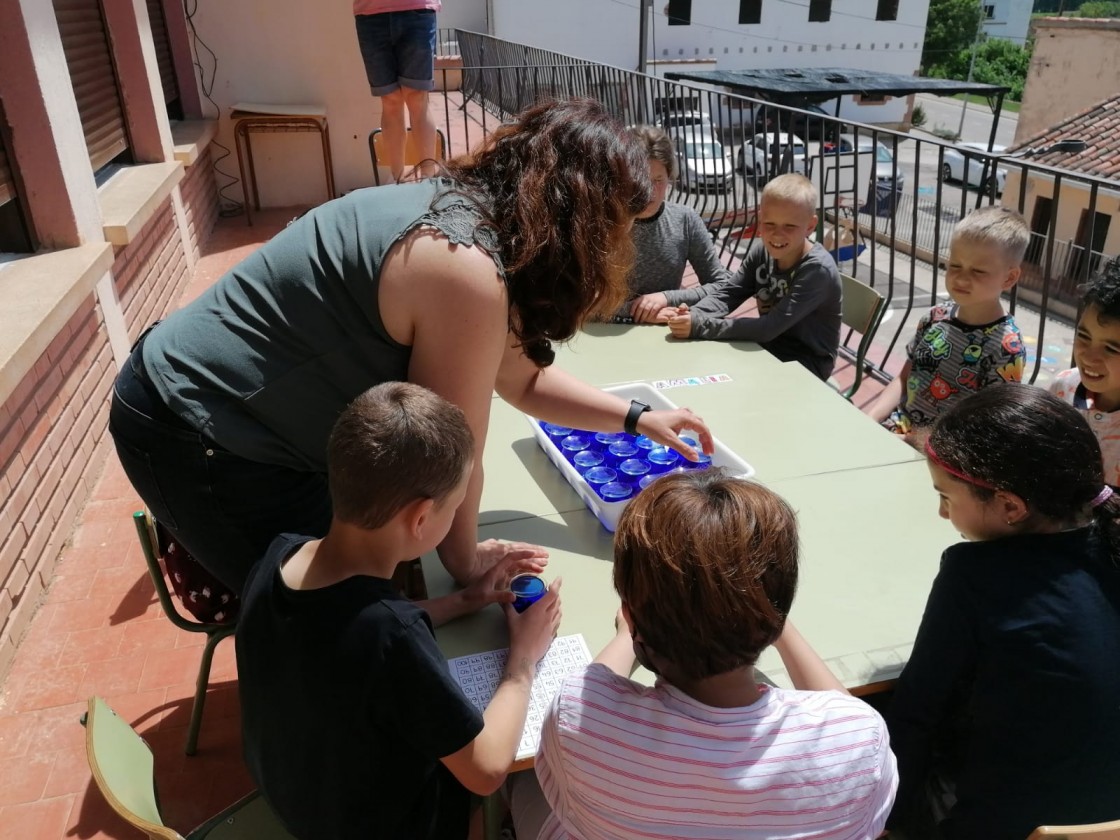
[231,102,336,226]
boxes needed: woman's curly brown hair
[444,98,652,366]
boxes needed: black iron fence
[428,30,1118,385]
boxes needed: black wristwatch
[624,399,651,436]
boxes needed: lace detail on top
[405,182,505,276]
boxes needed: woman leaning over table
[108,98,713,594]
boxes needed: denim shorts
[355,9,437,96]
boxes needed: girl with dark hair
[108,98,713,594]
[888,383,1120,840]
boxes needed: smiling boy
[1049,257,1120,487]
[630,173,842,380]
[867,206,1028,438]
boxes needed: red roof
[1010,93,1120,180]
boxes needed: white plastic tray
[526,382,756,532]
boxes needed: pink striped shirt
[353,0,440,14]
[535,665,896,840]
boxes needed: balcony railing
[430,30,1118,385]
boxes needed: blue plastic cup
[683,450,713,470]
[573,449,605,472]
[638,473,661,491]
[606,440,640,467]
[634,435,657,452]
[593,431,628,451]
[585,466,618,486]
[679,435,698,449]
[510,574,547,613]
[647,446,681,473]
[618,458,651,482]
[599,481,633,502]
[560,434,591,459]
[542,422,573,441]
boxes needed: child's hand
[506,578,563,667]
[461,542,549,613]
[631,292,670,323]
[667,305,692,339]
[475,538,548,577]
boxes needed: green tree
[921,0,984,74]
[970,38,1033,99]
[1078,0,1120,15]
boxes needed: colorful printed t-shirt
[1048,368,1120,488]
[887,303,1025,433]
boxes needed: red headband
[924,439,999,490]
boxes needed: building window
[808,0,831,22]
[53,0,132,173]
[984,4,995,17]
[0,101,34,253]
[146,0,183,120]
[739,0,762,24]
[666,0,692,25]
[875,0,899,20]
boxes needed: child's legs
[393,10,437,177]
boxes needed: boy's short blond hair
[951,205,1029,265]
[761,173,818,216]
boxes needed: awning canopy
[661,67,1009,104]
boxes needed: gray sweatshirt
[623,202,731,304]
[663,239,842,380]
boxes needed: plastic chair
[1028,821,1120,840]
[833,273,886,401]
[132,510,236,755]
[368,126,447,185]
[83,696,295,840]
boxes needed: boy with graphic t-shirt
[867,206,1029,437]
[630,173,842,380]
[1049,257,1120,487]
[236,382,561,840]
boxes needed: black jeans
[108,350,332,593]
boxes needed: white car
[674,134,733,192]
[738,132,808,182]
[941,142,1008,194]
[658,110,715,136]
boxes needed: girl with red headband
[887,383,1120,840]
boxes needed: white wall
[186,0,486,207]
[491,0,931,125]
[982,0,1032,45]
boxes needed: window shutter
[53,0,130,172]
[146,0,179,107]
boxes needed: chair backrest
[1028,821,1120,840]
[368,127,447,185]
[837,273,887,400]
[85,697,182,840]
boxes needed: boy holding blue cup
[236,383,562,839]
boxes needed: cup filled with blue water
[541,422,573,443]
[646,445,681,474]
[559,434,591,461]
[593,431,628,451]
[584,466,618,488]
[510,574,547,613]
[598,481,633,502]
[618,458,651,484]
[606,440,641,468]
[573,449,605,472]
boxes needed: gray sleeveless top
[142,179,500,472]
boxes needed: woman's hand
[636,407,714,461]
[475,539,548,578]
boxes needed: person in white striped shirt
[510,470,897,839]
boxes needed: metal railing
[428,30,1119,385]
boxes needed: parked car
[941,142,1008,194]
[674,133,733,192]
[823,133,905,192]
[658,110,716,136]
[738,132,808,182]
[753,101,839,142]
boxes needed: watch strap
[624,399,651,436]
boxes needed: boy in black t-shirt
[236,382,562,840]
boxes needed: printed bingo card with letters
[447,634,592,760]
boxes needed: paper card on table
[447,634,592,761]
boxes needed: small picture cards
[651,373,732,391]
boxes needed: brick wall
[0,299,114,676]
[0,195,195,679]
[179,146,220,263]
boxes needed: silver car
[738,132,808,182]
[674,134,733,192]
[826,133,905,192]
[942,142,1008,194]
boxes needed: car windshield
[686,142,723,159]
[875,145,893,163]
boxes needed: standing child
[867,206,1028,437]
[236,382,562,840]
[509,469,897,839]
[889,384,1120,840]
[630,173,842,380]
[1049,257,1120,487]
